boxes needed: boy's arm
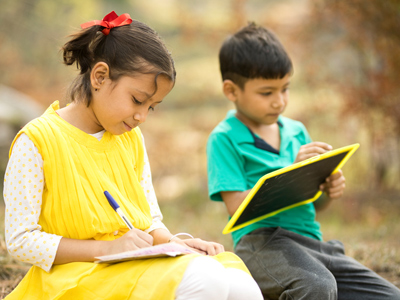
[220,190,251,217]
[207,132,248,201]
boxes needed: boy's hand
[294,142,333,163]
[319,170,346,199]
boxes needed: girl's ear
[90,62,110,90]
[223,80,239,103]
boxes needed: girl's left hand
[171,238,225,256]
[319,169,346,199]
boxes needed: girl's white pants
[175,256,263,300]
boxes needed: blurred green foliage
[298,0,400,189]
[0,0,399,222]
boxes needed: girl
[3,11,263,300]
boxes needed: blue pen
[104,191,134,230]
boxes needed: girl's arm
[140,135,169,234]
[5,134,154,269]
[54,228,153,264]
[4,134,62,272]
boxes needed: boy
[206,23,400,299]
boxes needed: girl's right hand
[294,142,333,163]
[105,229,153,255]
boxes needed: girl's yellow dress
[5,102,249,300]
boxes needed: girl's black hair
[62,19,176,105]
[219,22,292,89]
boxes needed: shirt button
[113,230,118,235]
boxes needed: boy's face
[232,74,290,127]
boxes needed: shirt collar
[225,110,283,145]
[248,125,282,154]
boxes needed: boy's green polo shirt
[207,110,323,247]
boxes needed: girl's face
[91,73,174,135]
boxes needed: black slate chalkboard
[223,144,359,234]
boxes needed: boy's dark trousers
[236,227,400,300]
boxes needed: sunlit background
[1,0,399,296]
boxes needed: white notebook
[95,243,196,264]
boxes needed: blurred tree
[0,0,132,101]
[298,0,400,189]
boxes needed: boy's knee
[257,271,337,300]
[285,274,337,300]
[310,275,337,297]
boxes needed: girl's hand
[319,170,346,199]
[105,228,153,255]
[294,142,333,163]
[170,238,225,256]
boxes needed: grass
[1,188,400,298]
[0,203,30,298]
[315,189,400,288]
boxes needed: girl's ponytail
[62,26,102,75]
[62,26,106,104]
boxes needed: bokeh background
[1,0,399,296]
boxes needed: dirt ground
[1,190,399,298]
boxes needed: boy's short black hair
[219,22,293,89]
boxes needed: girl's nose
[133,110,148,124]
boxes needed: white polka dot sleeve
[3,133,62,272]
[140,135,169,234]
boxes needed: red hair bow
[80,11,132,36]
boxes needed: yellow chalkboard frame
[223,143,360,234]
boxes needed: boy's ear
[90,62,110,90]
[223,80,240,103]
